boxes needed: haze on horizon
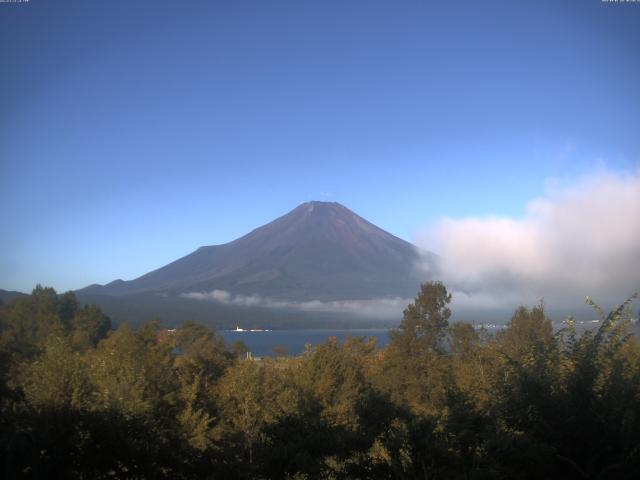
[1,1,639,318]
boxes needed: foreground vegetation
[1,283,639,479]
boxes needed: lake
[218,320,608,357]
[219,328,391,357]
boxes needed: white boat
[232,326,272,332]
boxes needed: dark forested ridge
[1,283,639,479]
[0,289,28,304]
[73,290,395,330]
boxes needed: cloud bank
[182,290,411,319]
[417,170,640,316]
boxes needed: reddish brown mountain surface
[78,202,435,301]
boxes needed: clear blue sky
[1,0,639,292]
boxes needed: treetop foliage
[0,283,639,479]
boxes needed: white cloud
[416,169,640,314]
[182,290,411,319]
[182,290,264,307]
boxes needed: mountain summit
[79,201,435,303]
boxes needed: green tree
[390,281,452,355]
[296,336,375,431]
[172,321,229,453]
[497,303,555,364]
[216,359,300,466]
[175,321,229,377]
[70,304,111,351]
[0,286,66,359]
[177,372,217,451]
[87,322,177,416]
[377,282,452,416]
[448,322,494,408]
[553,295,640,478]
[230,339,249,358]
[20,336,92,410]
[57,291,79,331]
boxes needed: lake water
[218,320,609,357]
[219,328,391,357]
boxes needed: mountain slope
[79,202,435,302]
[0,289,28,304]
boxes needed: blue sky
[1,0,639,293]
